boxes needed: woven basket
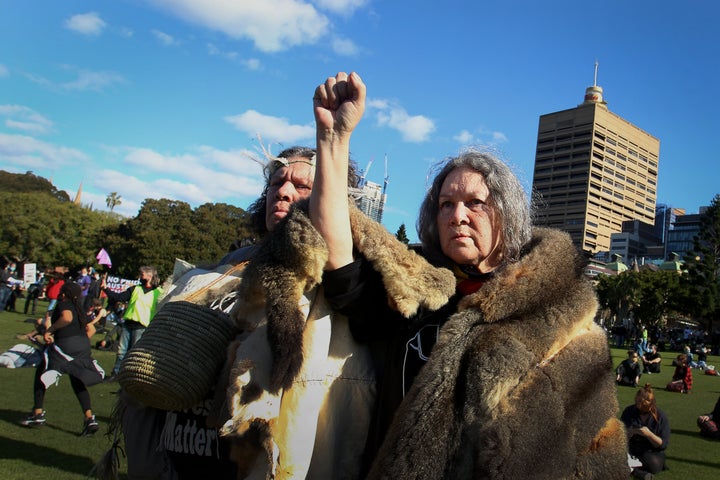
[118,300,238,411]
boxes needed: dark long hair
[59,282,86,327]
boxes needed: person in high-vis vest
[101,265,162,380]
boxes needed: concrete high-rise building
[354,180,387,223]
[532,65,660,254]
[351,155,389,224]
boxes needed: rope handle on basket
[182,261,249,304]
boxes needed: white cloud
[64,12,107,36]
[152,29,181,46]
[331,36,359,56]
[208,43,262,69]
[61,69,125,92]
[453,127,508,146]
[0,105,54,134]
[0,133,268,217]
[0,64,8,77]
[242,58,261,70]
[0,132,88,170]
[25,67,124,93]
[368,98,435,143]
[224,110,314,144]
[491,131,508,142]
[454,130,474,144]
[315,0,368,15]
[147,0,331,52]
[90,145,267,212]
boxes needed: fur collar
[231,200,456,391]
[459,226,590,322]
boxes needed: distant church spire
[582,60,606,105]
[73,182,83,205]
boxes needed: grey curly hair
[417,148,534,269]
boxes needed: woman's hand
[43,331,54,345]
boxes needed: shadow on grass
[665,453,720,470]
[0,407,117,439]
[670,427,710,439]
[0,434,97,476]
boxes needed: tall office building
[665,209,706,260]
[351,155,389,224]
[532,67,660,254]
[354,180,387,223]
[654,204,686,259]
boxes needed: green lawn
[0,306,126,480]
[1,305,719,479]
[611,343,720,479]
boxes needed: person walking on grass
[19,282,105,435]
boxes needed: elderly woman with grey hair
[321,138,629,475]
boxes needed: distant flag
[96,248,112,268]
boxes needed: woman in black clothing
[19,282,104,435]
[621,384,671,477]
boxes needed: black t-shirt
[644,351,661,362]
[51,300,85,341]
[162,396,237,479]
[323,256,462,474]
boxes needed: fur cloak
[223,201,456,479]
[367,227,629,480]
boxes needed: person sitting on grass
[621,383,670,479]
[642,344,662,374]
[667,353,692,394]
[697,395,720,440]
[617,350,642,387]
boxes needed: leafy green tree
[0,170,70,201]
[0,191,118,268]
[106,192,122,212]
[395,223,410,244]
[681,194,720,331]
[102,199,251,280]
[0,171,252,281]
[632,270,683,327]
[596,271,639,327]
[191,202,252,262]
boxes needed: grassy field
[1,305,719,479]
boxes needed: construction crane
[382,154,389,195]
[359,157,374,187]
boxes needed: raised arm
[310,71,366,270]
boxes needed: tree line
[0,171,253,279]
[596,194,720,333]
[2,171,718,331]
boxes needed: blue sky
[1,0,718,243]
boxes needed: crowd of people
[612,320,719,357]
[3,70,720,479]
[613,332,718,478]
